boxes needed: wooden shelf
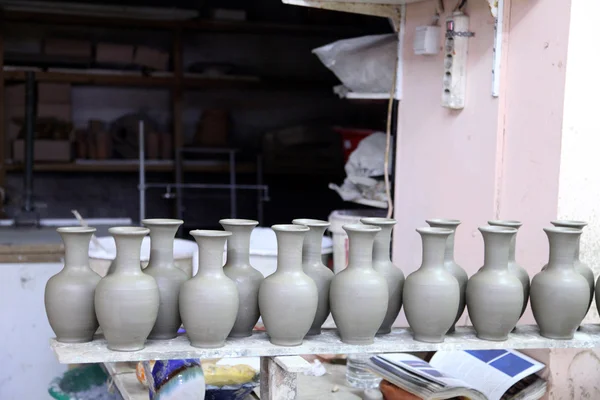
[50,325,600,364]
[4,161,256,173]
[3,70,173,87]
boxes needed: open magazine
[368,350,546,400]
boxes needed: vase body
[180,230,238,348]
[259,224,318,345]
[550,220,594,313]
[425,219,467,332]
[45,227,101,343]
[403,227,458,343]
[95,227,159,351]
[487,220,530,319]
[330,224,388,345]
[467,226,523,341]
[531,227,589,339]
[143,219,187,340]
[292,218,334,335]
[361,217,404,335]
[220,219,264,338]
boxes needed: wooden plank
[50,325,600,365]
[4,162,256,173]
[4,70,174,88]
[0,243,64,263]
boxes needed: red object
[333,127,377,162]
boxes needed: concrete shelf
[51,325,600,365]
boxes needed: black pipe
[23,71,36,212]
[389,99,399,201]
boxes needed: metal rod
[256,154,264,225]
[23,71,36,212]
[229,150,237,218]
[138,120,145,223]
[144,183,268,191]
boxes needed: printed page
[430,350,544,400]
[378,353,473,390]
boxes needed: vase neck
[482,231,513,271]
[373,225,393,263]
[195,235,228,277]
[546,230,580,270]
[223,225,253,266]
[443,230,455,262]
[113,235,145,274]
[276,229,306,272]
[347,230,378,270]
[147,225,179,268]
[508,233,517,262]
[302,226,326,265]
[60,231,93,270]
[420,233,448,269]
[574,237,581,261]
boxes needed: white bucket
[328,209,386,273]
[89,236,198,278]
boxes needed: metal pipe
[256,154,264,225]
[229,150,237,218]
[138,120,145,223]
[23,71,36,212]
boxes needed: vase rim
[292,218,330,227]
[550,220,587,229]
[425,218,461,226]
[142,218,183,226]
[190,229,232,238]
[478,226,517,234]
[219,218,259,226]
[361,217,396,226]
[416,227,453,235]
[488,219,522,227]
[56,226,96,234]
[544,226,582,235]
[109,226,150,236]
[272,224,309,232]
[343,223,381,233]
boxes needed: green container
[48,364,121,400]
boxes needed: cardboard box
[39,83,71,104]
[44,38,92,59]
[13,139,72,162]
[96,43,134,65]
[134,46,169,70]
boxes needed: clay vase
[219,219,264,338]
[466,226,523,341]
[403,227,458,343]
[180,230,238,348]
[45,227,101,343]
[425,219,467,332]
[361,217,404,335]
[259,224,318,346]
[142,219,187,340]
[95,227,159,351]
[550,220,594,312]
[330,224,388,345]
[292,218,334,335]
[487,220,530,319]
[531,227,590,339]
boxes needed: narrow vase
[403,227,459,343]
[361,217,404,335]
[292,218,334,335]
[95,227,159,351]
[425,219,467,332]
[180,230,238,348]
[330,224,388,345]
[220,219,264,338]
[259,224,318,346]
[531,227,590,339]
[551,220,594,313]
[143,219,188,340]
[45,227,101,343]
[466,226,523,341]
[487,220,530,319]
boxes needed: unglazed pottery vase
[180,230,238,348]
[550,220,594,312]
[259,224,318,346]
[487,220,530,319]
[531,227,589,339]
[330,224,388,345]
[403,227,459,343]
[292,218,334,336]
[466,226,523,341]
[95,227,159,351]
[45,227,101,343]
[142,219,188,340]
[361,217,404,335]
[219,219,264,338]
[425,219,467,332]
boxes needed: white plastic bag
[313,34,397,93]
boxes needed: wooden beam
[0,29,6,197]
